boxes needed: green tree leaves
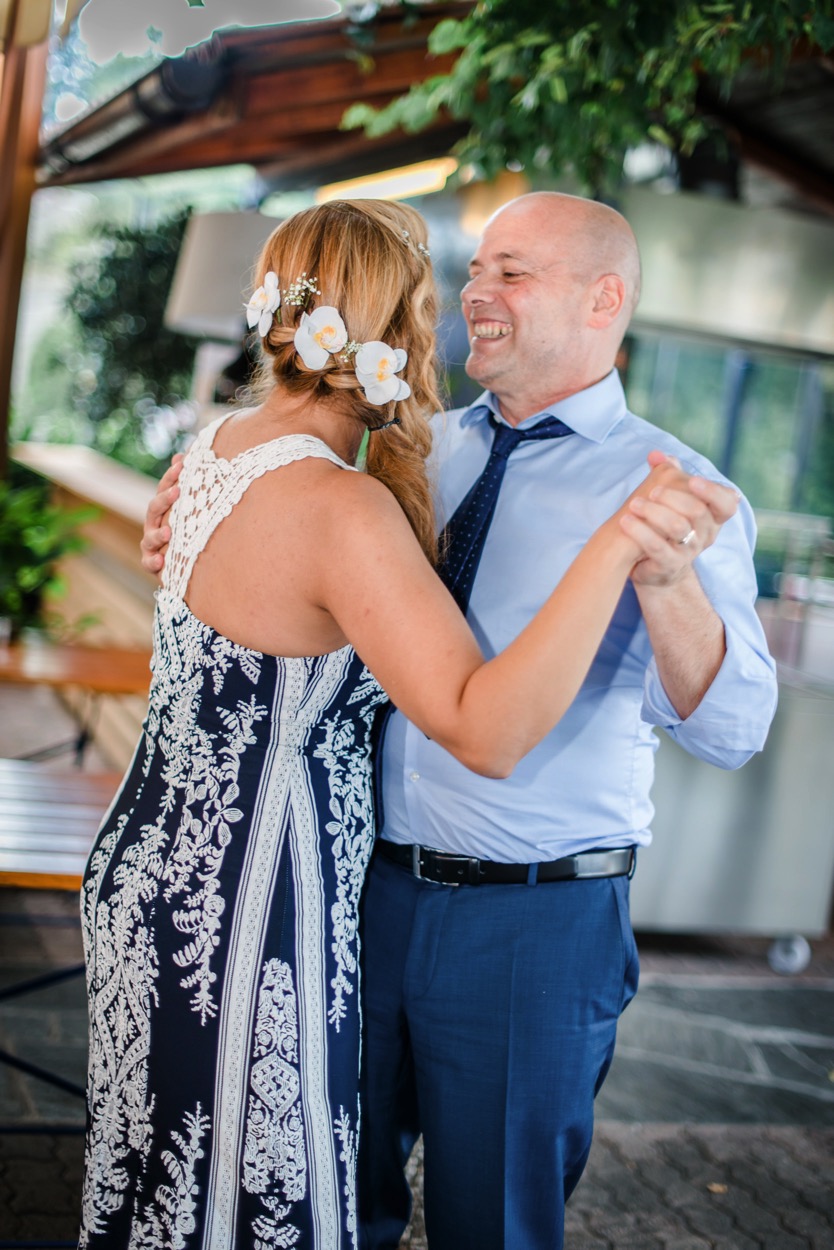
[343,0,834,192]
[62,214,199,475]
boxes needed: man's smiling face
[461,199,592,423]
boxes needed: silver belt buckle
[412,844,422,878]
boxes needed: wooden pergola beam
[61,109,465,186]
[35,3,470,187]
[0,37,47,477]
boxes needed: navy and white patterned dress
[79,416,386,1249]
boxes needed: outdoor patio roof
[35,3,471,191]
[695,50,834,219]
[30,6,834,218]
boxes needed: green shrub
[0,466,96,638]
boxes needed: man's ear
[588,274,626,327]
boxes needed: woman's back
[164,407,360,658]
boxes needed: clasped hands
[139,450,740,585]
[621,450,739,586]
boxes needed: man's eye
[503,271,523,279]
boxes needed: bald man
[357,194,776,1249]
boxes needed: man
[142,193,776,1249]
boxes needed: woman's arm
[314,459,693,778]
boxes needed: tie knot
[490,422,526,460]
[490,414,572,459]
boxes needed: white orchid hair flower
[355,341,411,406]
[245,271,281,337]
[294,306,349,370]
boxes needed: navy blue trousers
[357,851,639,1250]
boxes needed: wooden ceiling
[36,3,471,190]
[698,52,834,217]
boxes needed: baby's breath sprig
[283,272,322,310]
[338,340,362,364]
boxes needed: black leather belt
[376,840,635,887]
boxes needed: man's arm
[140,455,183,575]
[632,570,725,720]
[621,462,777,762]
[621,468,736,719]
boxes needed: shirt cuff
[641,627,777,755]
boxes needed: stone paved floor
[397,936,834,1250]
[1,683,832,1247]
[2,886,831,1248]
[399,1123,834,1250]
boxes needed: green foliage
[795,366,834,519]
[61,213,199,476]
[12,314,84,446]
[342,0,834,191]
[0,466,96,637]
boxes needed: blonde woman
[80,199,692,1247]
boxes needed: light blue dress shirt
[380,370,778,862]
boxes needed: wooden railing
[11,442,158,771]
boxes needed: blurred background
[1,4,833,1245]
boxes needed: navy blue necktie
[372,411,572,829]
[439,414,573,613]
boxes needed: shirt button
[409,771,420,782]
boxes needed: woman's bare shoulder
[236,451,407,546]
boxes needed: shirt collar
[460,370,628,444]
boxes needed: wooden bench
[0,760,123,1120]
[0,640,152,696]
[0,638,151,766]
[0,759,121,890]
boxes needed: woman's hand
[620,452,740,585]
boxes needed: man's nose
[462,273,492,305]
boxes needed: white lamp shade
[165,211,278,341]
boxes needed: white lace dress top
[163,410,357,605]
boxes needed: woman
[79,199,685,1247]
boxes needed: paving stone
[721,1192,790,1233]
[707,1233,762,1250]
[751,1131,833,1173]
[631,1161,690,1194]
[675,1202,738,1236]
[657,1178,707,1209]
[798,1183,834,1219]
[752,1179,816,1214]
[585,1217,665,1249]
[781,1210,834,1239]
[564,1237,613,1249]
[399,1139,427,1250]
[0,1132,58,1161]
[14,1212,79,1239]
[575,1179,638,1214]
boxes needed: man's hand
[140,455,183,575]
[619,452,741,718]
[621,451,740,586]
